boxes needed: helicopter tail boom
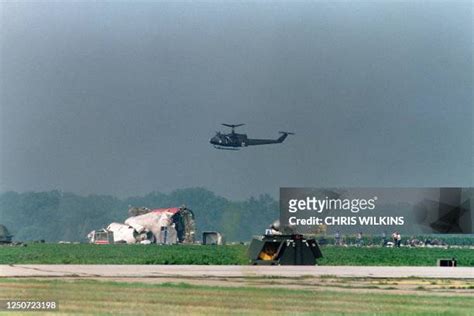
[246,131,294,146]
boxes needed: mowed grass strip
[1,243,474,266]
[0,244,249,265]
[320,246,474,266]
[1,279,474,315]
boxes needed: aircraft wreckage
[87,206,195,245]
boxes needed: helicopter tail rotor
[277,131,294,143]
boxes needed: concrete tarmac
[1,265,473,279]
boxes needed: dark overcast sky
[0,1,472,200]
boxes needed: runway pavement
[1,265,473,279]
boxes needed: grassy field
[319,246,474,266]
[0,244,473,266]
[0,244,249,265]
[0,278,473,315]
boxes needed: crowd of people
[331,231,452,248]
[334,231,402,247]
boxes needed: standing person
[335,231,341,246]
[356,232,363,247]
[396,232,401,247]
[381,231,387,247]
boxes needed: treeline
[0,188,278,242]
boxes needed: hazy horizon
[1,1,472,200]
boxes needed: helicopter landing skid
[213,145,240,151]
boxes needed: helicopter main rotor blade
[222,123,245,128]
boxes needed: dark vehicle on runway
[248,221,323,265]
[249,234,323,265]
[210,124,293,150]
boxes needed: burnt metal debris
[248,234,323,265]
[248,220,322,265]
[87,206,196,245]
[202,231,224,245]
[0,225,13,244]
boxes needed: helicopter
[210,124,294,150]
